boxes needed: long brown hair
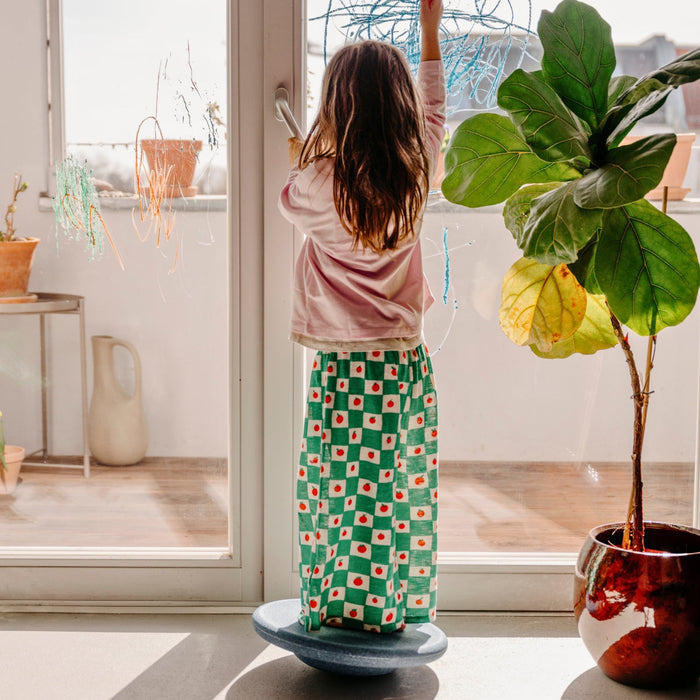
[299,41,430,253]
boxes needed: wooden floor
[0,459,693,551]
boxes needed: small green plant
[442,0,700,551]
[0,173,29,242]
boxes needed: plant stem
[608,308,645,551]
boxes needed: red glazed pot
[574,522,700,689]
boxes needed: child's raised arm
[420,0,443,62]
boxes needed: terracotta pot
[621,133,696,200]
[1,445,25,494]
[140,139,202,198]
[574,522,700,689]
[0,237,39,298]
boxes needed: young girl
[279,0,445,634]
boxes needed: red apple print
[386,613,394,622]
[378,533,385,540]
[369,417,376,424]
[314,425,320,432]
[316,532,321,540]
[333,591,339,597]
[417,417,423,425]
[434,490,438,498]
[313,567,319,575]
[334,485,342,492]
[299,503,307,511]
[353,577,363,586]
[399,553,407,560]
[322,432,327,440]
[311,457,318,464]
[427,397,433,404]
[402,352,407,359]
[418,539,426,547]
[385,471,391,478]
[356,366,362,373]
[416,599,423,606]
[372,351,380,357]
[415,476,424,485]
[372,597,378,604]
[432,430,438,438]
[368,451,375,459]
[320,466,325,473]
[349,610,358,618]
[386,437,391,444]
[399,384,404,390]
[414,448,422,455]
[336,415,343,424]
[372,383,380,392]
[375,567,382,575]
[324,395,331,404]
[324,578,329,586]
[304,534,310,542]
[399,523,405,530]
[396,492,404,500]
[312,487,318,496]
[353,398,361,406]
[419,568,425,575]
[338,561,343,567]
[380,505,389,512]
[334,518,339,525]
[391,368,397,376]
[417,509,425,517]
[336,449,345,457]
[310,600,317,608]
[342,530,347,537]
[432,458,437,466]
[358,544,367,553]
[312,391,318,399]
[313,361,317,369]
[350,465,356,472]
[352,431,357,440]
[387,400,394,408]
[299,469,305,477]
[319,502,323,509]
[347,498,353,506]
[321,613,325,621]
[340,381,345,389]
[327,365,333,372]
[359,515,368,523]
[363,484,371,492]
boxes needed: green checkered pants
[297,345,438,633]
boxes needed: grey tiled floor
[0,612,697,699]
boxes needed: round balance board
[252,598,448,676]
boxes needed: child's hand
[420,0,443,36]
[288,137,303,166]
[420,0,442,61]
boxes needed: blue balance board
[252,598,448,676]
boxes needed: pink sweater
[279,60,446,351]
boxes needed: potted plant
[441,0,700,689]
[0,173,38,301]
[0,411,24,495]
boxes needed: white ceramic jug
[88,335,148,466]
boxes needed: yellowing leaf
[531,293,618,358]
[499,258,587,352]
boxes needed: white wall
[0,3,228,458]
[423,206,700,464]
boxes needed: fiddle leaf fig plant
[442,0,700,551]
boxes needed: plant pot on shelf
[1,445,25,494]
[621,133,696,201]
[140,139,202,198]
[0,237,39,302]
[574,522,700,689]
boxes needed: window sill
[39,193,227,213]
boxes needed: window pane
[304,0,699,554]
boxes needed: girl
[279,0,445,634]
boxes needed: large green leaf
[567,234,603,295]
[499,258,587,352]
[497,69,591,162]
[502,183,560,241]
[603,48,700,144]
[539,0,615,129]
[531,293,617,358]
[518,181,602,264]
[573,134,676,209]
[441,114,580,207]
[595,200,700,335]
[607,75,637,107]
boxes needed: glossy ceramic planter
[574,522,700,689]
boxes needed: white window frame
[0,0,265,611]
[260,0,700,612]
